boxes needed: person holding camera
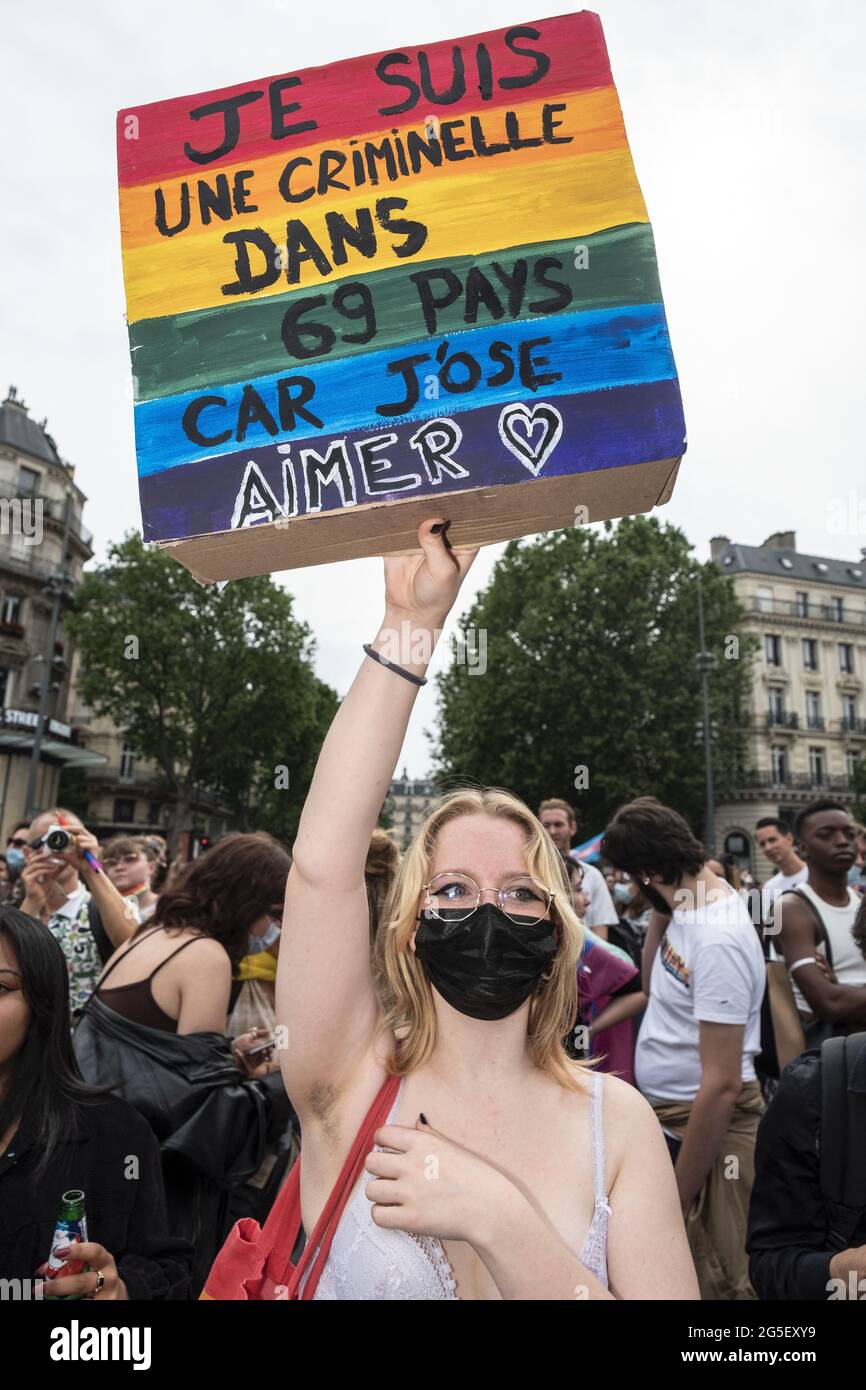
[19,808,139,1022]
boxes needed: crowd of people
[2,525,866,1301]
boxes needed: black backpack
[821,1032,866,1250]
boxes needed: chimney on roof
[763,531,796,551]
[710,536,730,561]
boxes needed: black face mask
[414,903,558,1021]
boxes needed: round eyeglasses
[422,872,555,925]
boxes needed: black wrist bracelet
[363,643,428,686]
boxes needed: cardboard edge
[157,453,685,583]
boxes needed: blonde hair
[365,827,401,949]
[373,787,590,1091]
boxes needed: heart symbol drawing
[498,403,564,476]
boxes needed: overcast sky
[4,0,864,774]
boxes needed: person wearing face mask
[233,520,698,1303]
[562,858,646,1087]
[73,832,295,1291]
[0,854,12,905]
[4,822,31,899]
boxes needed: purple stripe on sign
[140,380,686,543]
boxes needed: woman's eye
[439,882,468,899]
[505,885,542,903]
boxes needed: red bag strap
[251,1072,401,1298]
[289,1072,402,1298]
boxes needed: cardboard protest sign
[117,11,685,580]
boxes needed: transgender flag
[570,832,603,864]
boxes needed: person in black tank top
[96,929,207,1033]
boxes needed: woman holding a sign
[273,520,698,1300]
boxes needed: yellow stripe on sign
[119,85,630,253]
[121,146,648,322]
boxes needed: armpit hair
[305,1080,340,1141]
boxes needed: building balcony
[727,770,852,794]
[805,715,826,730]
[747,598,866,626]
[40,498,94,552]
[841,715,866,736]
[766,711,798,729]
[0,620,24,638]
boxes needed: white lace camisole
[304,1071,611,1299]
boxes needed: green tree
[65,533,337,847]
[432,516,755,842]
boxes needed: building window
[113,798,136,824]
[0,667,10,707]
[0,595,22,625]
[17,466,39,497]
[8,532,32,566]
[119,743,136,781]
[830,596,844,622]
[147,801,161,825]
[725,831,751,868]
[838,643,855,675]
[809,747,826,785]
[795,590,809,618]
[771,745,788,783]
[847,750,861,780]
[843,694,858,727]
[765,634,782,666]
[802,638,819,671]
[757,586,773,614]
[805,691,822,728]
[768,688,785,722]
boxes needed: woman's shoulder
[153,925,229,954]
[592,1072,668,1173]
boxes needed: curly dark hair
[601,796,706,886]
[150,832,291,966]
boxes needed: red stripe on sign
[116,13,612,188]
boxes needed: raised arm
[277,520,477,1112]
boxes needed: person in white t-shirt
[602,796,766,1301]
[755,817,807,922]
[537,799,618,938]
[769,800,866,1037]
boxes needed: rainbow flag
[117,12,685,557]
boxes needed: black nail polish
[430,523,444,535]
[419,1112,428,1125]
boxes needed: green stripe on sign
[130,223,662,403]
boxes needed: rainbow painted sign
[118,12,685,553]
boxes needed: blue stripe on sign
[134,303,678,478]
[138,379,687,541]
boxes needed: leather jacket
[73,995,292,1289]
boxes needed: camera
[44,826,76,853]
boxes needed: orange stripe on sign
[119,86,628,253]
[121,145,648,323]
